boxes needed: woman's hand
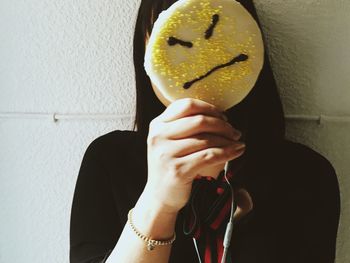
[142,98,246,215]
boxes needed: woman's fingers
[157,98,226,123]
[178,142,246,180]
[169,133,245,158]
[145,98,247,212]
[233,188,254,222]
[162,114,242,141]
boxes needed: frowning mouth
[183,53,249,89]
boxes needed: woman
[69,0,340,262]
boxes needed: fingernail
[233,141,245,149]
[237,142,246,147]
[221,114,228,121]
[231,130,242,140]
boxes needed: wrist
[133,191,178,240]
[128,208,176,251]
[141,182,184,214]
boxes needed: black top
[69,130,340,263]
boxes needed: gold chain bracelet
[127,208,176,251]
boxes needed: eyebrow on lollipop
[205,14,219,39]
[167,37,193,48]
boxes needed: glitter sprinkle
[148,0,262,108]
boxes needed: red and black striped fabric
[183,159,245,263]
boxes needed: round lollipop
[144,0,264,111]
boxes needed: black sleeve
[299,158,340,263]
[69,138,122,263]
[277,148,341,263]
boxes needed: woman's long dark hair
[132,0,286,156]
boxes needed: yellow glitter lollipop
[144,0,264,111]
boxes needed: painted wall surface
[0,0,348,262]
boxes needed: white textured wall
[0,0,348,262]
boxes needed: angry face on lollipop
[144,0,264,111]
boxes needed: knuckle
[158,148,170,161]
[147,133,159,146]
[168,161,184,176]
[194,115,206,126]
[202,149,216,163]
[148,120,155,131]
[183,98,196,110]
[149,118,158,129]
[147,120,163,146]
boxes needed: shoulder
[81,129,147,173]
[84,129,145,158]
[275,139,340,203]
[278,139,337,180]
[86,129,141,151]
